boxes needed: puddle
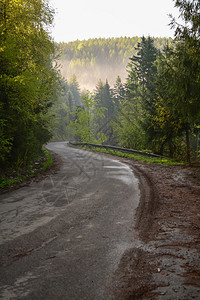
[103,162,138,186]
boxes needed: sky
[49,0,180,43]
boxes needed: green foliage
[113,76,126,116]
[0,148,53,189]
[67,92,106,143]
[114,37,160,153]
[0,0,61,167]
[113,4,200,162]
[128,36,159,92]
[154,0,200,161]
[81,146,185,166]
[170,0,200,41]
[59,37,171,66]
[0,119,13,162]
[58,36,172,89]
[112,97,146,149]
[94,79,115,143]
[49,76,83,141]
[69,74,81,106]
[41,148,53,171]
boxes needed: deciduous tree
[0,0,61,166]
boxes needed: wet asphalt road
[0,142,140,299]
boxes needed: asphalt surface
[0,142,140,300]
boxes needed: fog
[59,59,128,91]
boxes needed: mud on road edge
[65,146,200,299]
[107,155,200,300]
[107,159,161,300]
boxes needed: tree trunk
[196,130,199,161]
[169,142,174,158]
[159,142,164,156]
[186,129,191,163]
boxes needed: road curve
[0,142,140,300]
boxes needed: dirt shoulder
[109,156,200,299]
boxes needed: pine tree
[155,0,200,161]
[69,74,81,106]
[126,37,160,152]
[94,80,115,143]
[113,76,126,108]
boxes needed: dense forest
[0,0,199,174]
[0,0,61,168]
[58,36,172,90]
[53,0,200,163]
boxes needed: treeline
[58,36,172,90]
[0,0,61,168]
[59,36,171,64]
[50,75,82,141]
[60,0,200,162]
[50,73,124,143]
[1,0,199,168]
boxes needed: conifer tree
[94,80,115,143]
[126,36,159,151]
[69,74,81,106]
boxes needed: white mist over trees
[57,37,172,91]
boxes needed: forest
[53,0,200,163]
[0,0,61,168]
[0,0,199,176]
[58,36,172,90]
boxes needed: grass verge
[0,148,53,189]
[41,148,53,171]
[81,146,186,166]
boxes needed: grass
[0,148,53,189]
[41,148,53,171]
[81,146,186,166]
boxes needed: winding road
[0,142,140,299]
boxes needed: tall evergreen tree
[94,80,115,143]
[126,36,160,152]
[155,0,200,161]
[67,91,74,112]
[127,36,158,102]
[69,74,81,106]
[113,76,126,108]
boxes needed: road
[0,142,140,300]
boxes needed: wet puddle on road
[103,161,138,186]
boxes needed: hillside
[58,36,172,90]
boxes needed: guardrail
[69,141,166,158]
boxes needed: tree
[67,90,74,112]
[57,36,172,91]
[94,79,115,143]
[112,96,146,149]
[170,0,200,41]
[69,74,81,106]
[0,0,61,167]
[113,75,126,109]
[125,37,160,152]
[67,92,106,143]
[128,36,158,94]
[49,80,71,141]
[155,0,200,161]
